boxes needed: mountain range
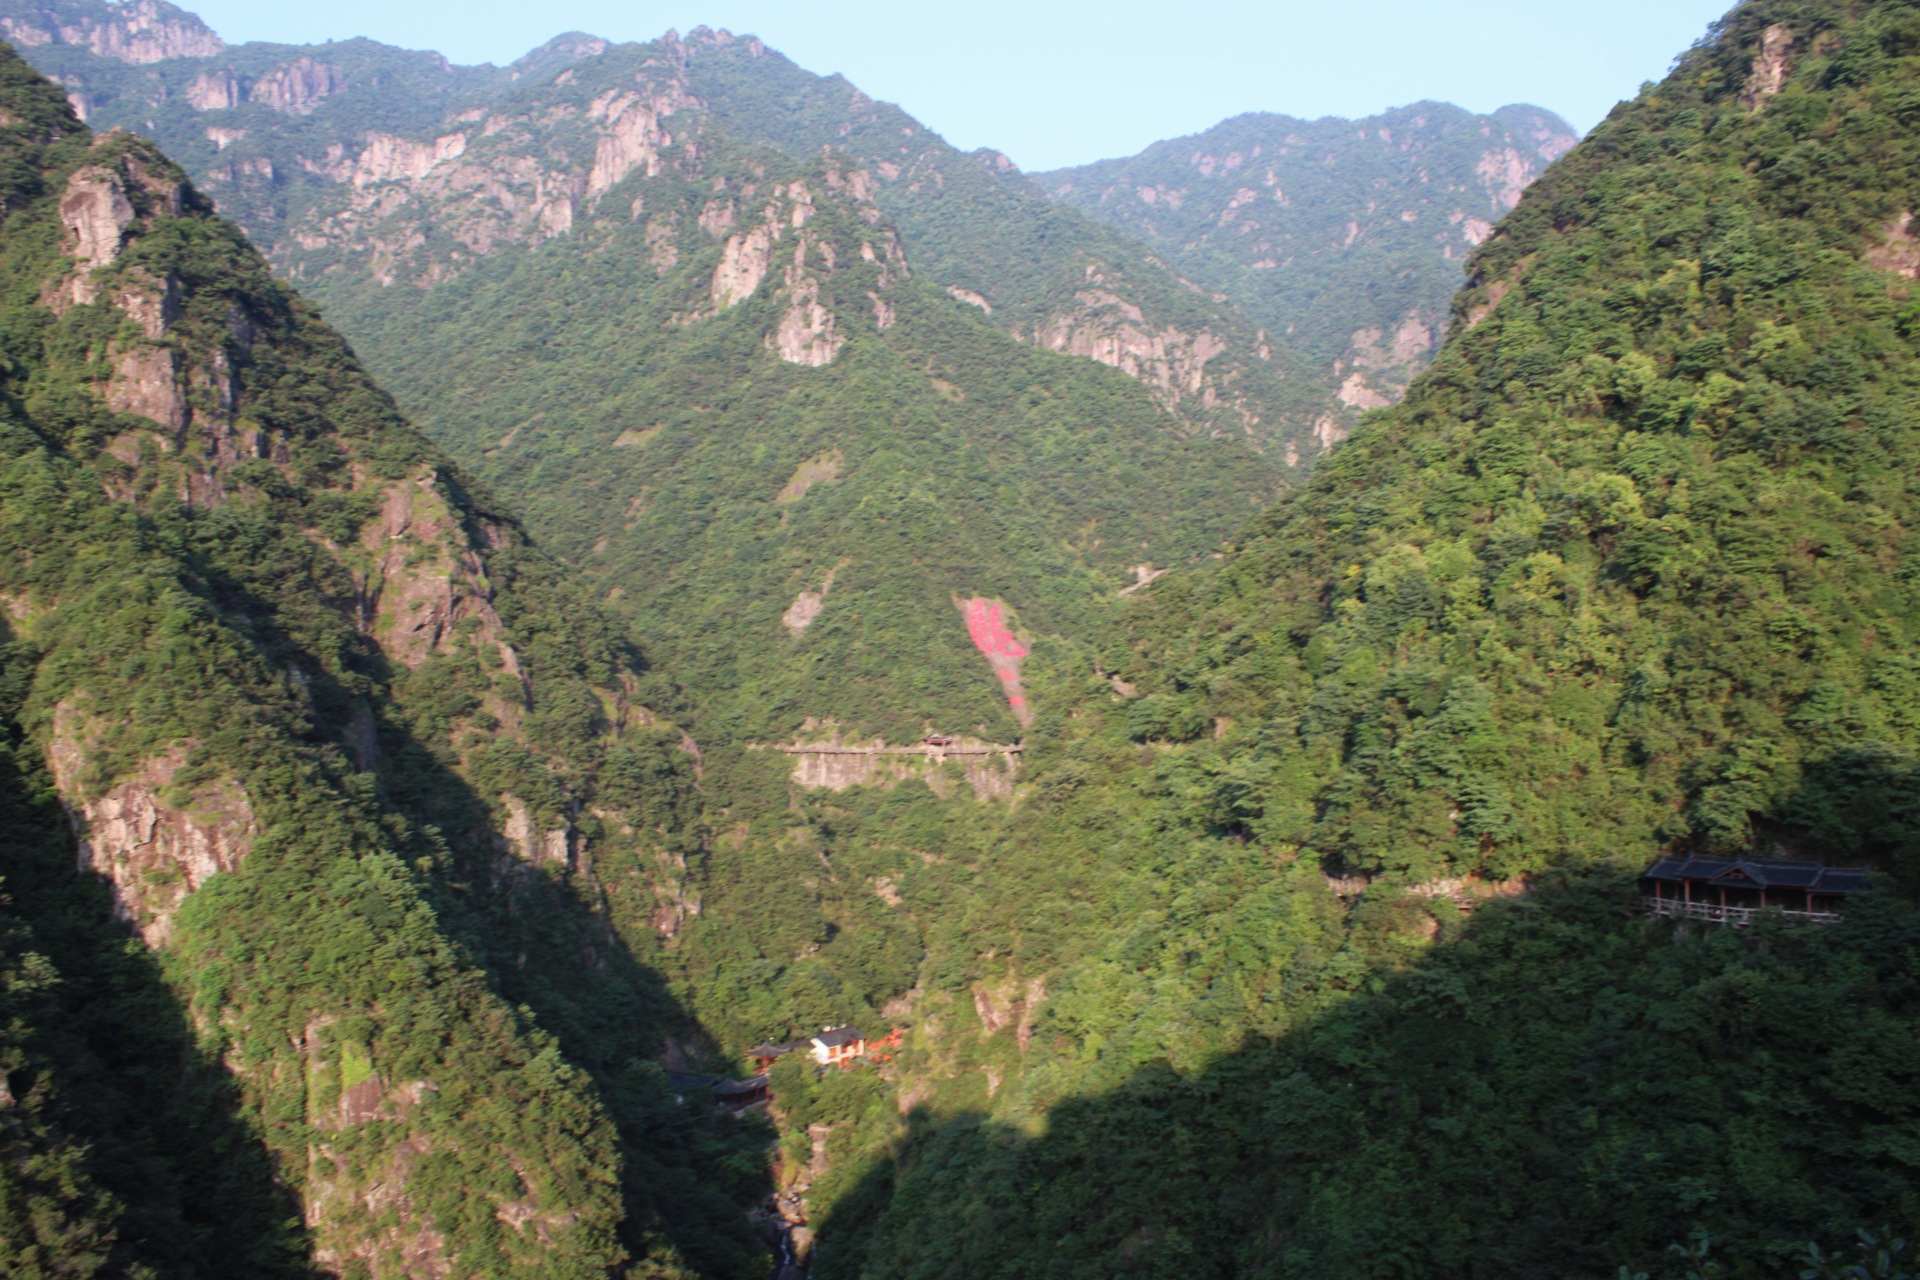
[2,0,1919,1277]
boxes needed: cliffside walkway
[770,743,1021,758]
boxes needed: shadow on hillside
[809,866,1920,1280]
[1766,745,1920,892]
[0,678,315,1274]
[171,561,772,1275]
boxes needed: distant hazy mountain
[1040,103,1576,420]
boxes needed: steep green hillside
[1040,102,1577,415]
[1119,0,1920,884]
[287,50,1277,745]
[6,5,1919,1279]
[0,46,762,1277]
[710,1,1920,1274]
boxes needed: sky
[181,0,1739,172]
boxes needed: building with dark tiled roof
[1640,856,1869,925]
[747,1041,804,1069]
[711,1076,770,1107]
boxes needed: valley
[0,1,1918,1277]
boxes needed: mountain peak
[0,0,223,64]
[509,30,609,71]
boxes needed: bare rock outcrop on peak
[0,0,222,64]
[1740,23,1798,109]
[356,467,519,675]
[248,54,344,115]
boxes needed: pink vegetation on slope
[963,597,1030,721]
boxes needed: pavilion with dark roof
[1641,856,1869,925]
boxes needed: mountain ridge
[1039,98,1578,418]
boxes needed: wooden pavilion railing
[1642,897,1843,926]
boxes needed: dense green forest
[0,5,1303,742]
[310,98,1279,745]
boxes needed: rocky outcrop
[49,146,184,302]
[499,794,573,869]
[1867,211,1920,278]
[184,68,239,110]
[260,72,705,289]
[1334,311,1440,410]
[704,179,901,365]
[49,709,257,946]
[713,216,779,309]
[42,145,276,504]
[585,86,694,195]
[1741,24,1797,110]
[776,450,843,503]
[104,340,186,429]
[249,56,346,115]
[775,735,1019,802]
[972,975,1046,1051]
[0,0,223,65]
[306,1136,453,1280]
[1032,286,1229,421]
[55,160,136,300]
[946,285,990,312]
[771,245,842,366]
[355,467,519,676]
[782,566,836,635]
[351,132,468,186]
[1475,146,1536,210]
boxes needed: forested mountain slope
[1118,0,1920,885]
[1039,102,1577,414]
[0,47,765,1277]
[262,45,1277,746]
[728,0,1920,1274]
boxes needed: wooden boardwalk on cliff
[769,743,1021,758]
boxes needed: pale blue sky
[183,0,1738,171]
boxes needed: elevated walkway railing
[769,743,1021,757]
[1642,896,1842,926]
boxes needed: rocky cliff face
[0,0,220,65]
[1040,102,1578,432]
